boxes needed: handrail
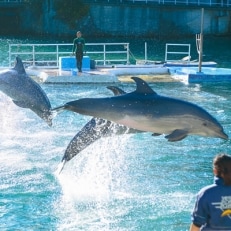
[0,0,25,3]
[9,42,130,68]
[85,0,231,7]
[1,0,230,7]
[132,0,231,7]
[165,43,191,62]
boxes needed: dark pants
[75,52,83,72]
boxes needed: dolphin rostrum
[54,77,228,142]
[0,57,52,126]
[57,86,142,173]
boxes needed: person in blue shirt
[189,153,231,231]
[72,31,85,73]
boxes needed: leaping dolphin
[0,57,52,126]
[53,77,228,141]
[57,86,142,173]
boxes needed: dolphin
[57,86,142,173]
[0,57,52,126]
[53,77,228,142]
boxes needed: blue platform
[59,56,90,71]
[168,67,231,83]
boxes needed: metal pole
[9,45,11,67]
[56,45,59,68]
[198,8,204,72]
[127,43,130,64]
[33,45,35,67]
[145,42,147,62]
[103,44,106,65]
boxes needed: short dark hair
[213,153,231,185]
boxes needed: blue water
[0,80,231,231]
[0,36,231,230]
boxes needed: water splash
[56,134,131,201]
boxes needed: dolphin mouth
[217,131,229,140]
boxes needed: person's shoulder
[198,183,220,197]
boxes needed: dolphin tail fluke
[55,160,67,174]
[51,105,67,118]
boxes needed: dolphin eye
[203,122,207,126]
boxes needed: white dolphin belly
[116,114,205,135]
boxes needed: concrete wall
[2,1,230,37]
[88,5,231,37]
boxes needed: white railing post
[126,43,130,64]
[9,44,11,67]
[145,42,147,62]
[56,45,59,67]
[103,44,106,65]
[32,45,35,66]
[165,44,168,61]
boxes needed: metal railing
[2,0,230,7]
[9,43,130,68]
[88,0,231,7]
[1,0,230,7]
[165,43,191,62]
[0,0,25,3]
[161,0,231,6]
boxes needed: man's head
[76,31,82,38]
[213,153,231,185]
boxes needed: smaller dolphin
[0,57,52,126]
[57,86,142,173]
[53,77,228,141]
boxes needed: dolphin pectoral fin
[12,100,29,108]
[165,130,188,142]
[152,133,162,136]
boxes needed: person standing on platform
[189,153,231,231]
[72,31,85,74]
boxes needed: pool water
[0,81,231,230]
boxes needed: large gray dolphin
[0,57,52,126]
[57,86,142,173]
[54,77,228,141]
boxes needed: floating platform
[26,64,170,84]
[164,61,217,68]
[39,73,119,84]
[168,66,231,83]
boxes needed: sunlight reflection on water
[0,81,230,230]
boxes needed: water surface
[0,81,231,230]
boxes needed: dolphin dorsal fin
[14,57,26,74]
[131,77,157,95]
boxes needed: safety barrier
[165,43,191,62]
[9,42,130,68]
[87,0,231,7]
